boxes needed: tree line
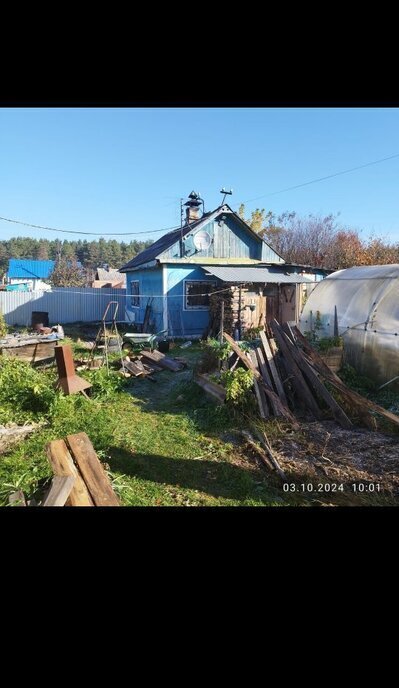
[1,209,398,283]
[0,237,152,278]
[239,205,399,269]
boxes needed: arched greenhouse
[299,264,399,387]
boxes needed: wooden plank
[141,350,183,372]
[9,490,27,506]
[305,356,399,429]
[248,351,269,418]
[196,374,226,404]
[46,439,94,506]
[42,475,76,507]
[255,347,279,416]
[124,359,146,376]
[292,326,342,382]
[66,433,120,506]
[1,341,56,363]
[281,330,353,429]
[259,331,288,405]
[271,320,322,419]
[223,332,299,426]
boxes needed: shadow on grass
[107,446,275,502]
[126,369,245,433]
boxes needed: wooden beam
[247,351,269,418]
[292,326,342,382]
[281,330,353,429]
[42,475,76,507]
[259,331,288,405]
[195,374,226,404]
[66,433,120,506]
[255,346,280,416]
[46,439,94,506]
[306,357,399,429]
[271,320,322,419]
[141,350,183,372]
[223,332,298,426]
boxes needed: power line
[0,215,180,237]
[2,151,399,238]
[28,286,234,298]
[235,152,399,207]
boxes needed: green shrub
[220,368,254,406]
[80,367,127,399]
[196,338,232,373]
[0,310,6,337]
[0,358,57,424]
[242,326,263,341]
[317,336,343,352]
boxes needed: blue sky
[1,107,399,242]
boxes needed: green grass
[0,343,289,506]
[1,340,398,507]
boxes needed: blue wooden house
[120,192,328,337]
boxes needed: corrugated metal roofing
[8,259,55,279]
[204,266,314,283]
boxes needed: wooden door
[280,284,297,323]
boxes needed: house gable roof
[120,205,284,271]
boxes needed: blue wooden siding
[125,268,164,332]
[262,241,284,263]
[166,265,217,337]
[158,214,283,263]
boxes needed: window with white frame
[185,280,216,309]
[130,280,140,307]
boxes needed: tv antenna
[220,187,233,204]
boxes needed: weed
[0,309,7,337]
[0,358,57,424]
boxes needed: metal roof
[7,259,55,279]
[204,266,314,283]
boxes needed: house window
[130,280,140,307]
[185,281,216,309]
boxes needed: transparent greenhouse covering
[299,264,399,386]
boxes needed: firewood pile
[222,320,399,431]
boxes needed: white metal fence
[0,288,127,326]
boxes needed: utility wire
[0,215,180,237]
[235,152,399,207]
[2,152,399,237]
[28,286,235,298]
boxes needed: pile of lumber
[223,320,399,431]
[121,348,186,381]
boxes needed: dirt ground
[267,420,399,505]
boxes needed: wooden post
[334,305,338,337]
[219,299,224,344]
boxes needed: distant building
[6,259,55,291]
[92,267,126,289]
